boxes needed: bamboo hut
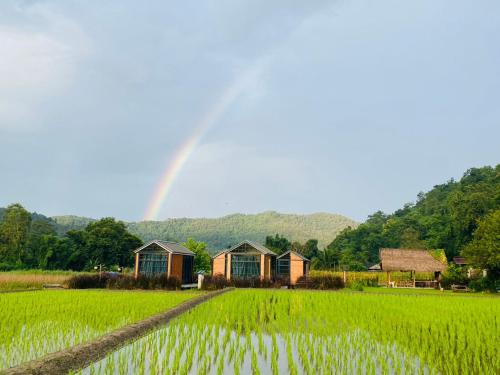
[134,240,195,284]
[379,248,447,288]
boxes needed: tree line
[266,165,499,279]
[0,204,142,271]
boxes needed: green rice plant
[0,289,200,370]
[80,289,499,375]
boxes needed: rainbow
[143,66,262,221]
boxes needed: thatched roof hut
[380,248,447,272]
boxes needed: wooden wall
[264,255,272,279]
[134,253,139,278]
[170,254,183,280]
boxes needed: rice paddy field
[79,289,499,375]
[0,290,200,370]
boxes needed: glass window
[277,259,290,276]
[139,253,168,276]
[231,254,260,278]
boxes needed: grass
[0,270,87,290]
[0,289,200,370]
[81,289,499,374]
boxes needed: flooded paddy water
[72,288,497,375]
[78,324,434,375]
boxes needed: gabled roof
[380,248,447,272]
[212,240,277,258]
[134,240,194,256]
[453,256,468,265]
[368,263,381,271]
[277,250,310,262]
[212,250,227,259]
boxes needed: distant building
[379,248,448,287]
[453,256,486,278]
[368,263,381,272]
[212,241,276,280]
[134,240,194,284]
[211,240,309,284]
[276,251,310,285]
[452,256,468,266]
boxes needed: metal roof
[134,240,195,256]
[212,240,277,258]
[453,256,468,265]
[277,250,310,261]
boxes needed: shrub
[469,277,497,293]
[67,274,182,290]
[201,274,230,290]
[201,275,290,290]
[296,275,344,290]
[347,281,364,291]
[232,277,289,289]
[66,273,110,289]
[441,265,469,289]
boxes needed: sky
[0,0,499,222]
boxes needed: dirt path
[2,288,233,375]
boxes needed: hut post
[134,253,139,279]
[412,270,416,288]
[387,271,391,287]
[260,254,265,279]
[343,271,347,284]
[226,254,232,280]
[167,253,172,278]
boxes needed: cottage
[453,256,486,278]
[134,240,195,284]
[379,248,448,288]
[212,241,276,280]
[453,256,468,266]
[368,263,381,272]
[276,250,310,285]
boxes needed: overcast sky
[1,0,499,222]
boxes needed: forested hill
[322,165,499,270]
[52,211,358,254]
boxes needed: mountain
[51,215,95,234]
[52,211,358,254]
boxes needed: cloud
[0,3,90,131]
[161,141,312,218]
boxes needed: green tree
[0,203,32,265]
[303,239,320,260]
[400,228,426,249]
[265,234,291,255]
[84,218,143,269]
[183,238,211,273]
[462,210,500,279]
[25,219,57,267]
